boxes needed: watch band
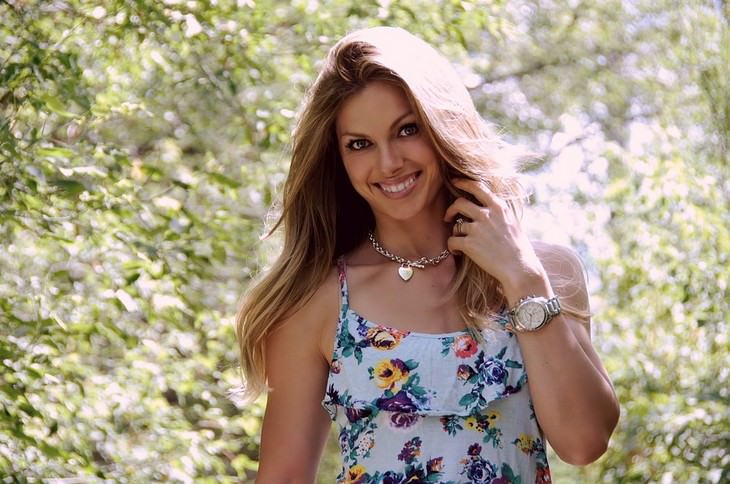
[544,296,561,317]
[507,295,561,332]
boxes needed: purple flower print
[397,436,422,463]
[325,383,340,404]
[463,458,497,483]
[461,443,498,483]
[382,471,404,484]
[345,405,373,423]
[389,412,419,430]
[481,357,507,385]
[457,364,475,381]
[376,391,417,412]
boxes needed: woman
[236,27,619,483]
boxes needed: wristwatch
[507,295,561,332]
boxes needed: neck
[371,217,452,259]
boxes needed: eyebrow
[339,111,414,139]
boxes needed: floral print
[370,358,416,391]
[367,326,409,350]
[441,334,479,358]
[459,444,497,483]
[345,464,370,484]
[323,258,551,483]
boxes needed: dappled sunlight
[1,0,727,481]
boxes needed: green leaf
[36,146,76,160]
[39,95,78,118]
[49,179,85,198]
[207,172,240,188]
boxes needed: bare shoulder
[532,240,590,312]
[258,267,339,479]
[533,241,586,277]
[266,265,340,369]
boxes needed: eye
[398,122,419,137]
[345,138,371,151]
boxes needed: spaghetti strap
[335,256,350,318]
[322,258,541,482]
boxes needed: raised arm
[514,242,619,465]
[255,272,339,483]
[445,177,619,465]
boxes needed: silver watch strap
[546,295,561,316]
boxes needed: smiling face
[335,81,445,225]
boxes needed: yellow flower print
[515,433,536,454]
[465,416,482,432]
[373,358,410,390]
[366,326,407,350]
[345,464,368,484]
[484,410,500,427]
[465,411,501,432]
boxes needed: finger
[447,233,469,255]
[444,197,487,223]
[452,217,469,237]
[452,178,505,209]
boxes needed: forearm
[516,316,619,464]
[505,276,619,465]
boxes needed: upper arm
[256,271,339,483]
[534,241,613,386]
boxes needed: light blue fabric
[321,258,551,483]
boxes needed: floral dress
[322,258,551,484]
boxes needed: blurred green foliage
[1,0,727,482]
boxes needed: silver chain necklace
[368,231,450,282]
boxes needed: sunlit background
[1,0,727,482]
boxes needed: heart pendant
[397,266,414,281]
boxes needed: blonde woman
[237,27,619,483]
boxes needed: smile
[378,173,419,194]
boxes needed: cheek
[409,140,440,166]
[342,158,370,190]
[342,155,365,176]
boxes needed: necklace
[368,231,450,282]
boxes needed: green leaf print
[459,392,477,407]
[403,359,419,370]
[496,346,507,359]
[441,337,454,356]
[482,427,503,448]
[499,463,520,483]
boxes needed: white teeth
[380,174,417,193]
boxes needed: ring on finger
[455,217,465,236]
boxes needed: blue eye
[399,123,418,137]
[346,139,371,151]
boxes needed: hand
[444,178,549,300]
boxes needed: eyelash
[399,123,418,137]
[346,139,370,151]
[345,122,419,151]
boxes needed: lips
[377,173,419,195]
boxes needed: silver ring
[455,217,464,236]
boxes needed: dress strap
[335,256,350,318]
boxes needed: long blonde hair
[237,27,537,400]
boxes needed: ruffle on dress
[322,304,527,421]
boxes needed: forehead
[335,81,413,134]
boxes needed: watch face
[518,301,547,329]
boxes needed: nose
[378,143,404,175]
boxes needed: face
[335,81,445,224]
